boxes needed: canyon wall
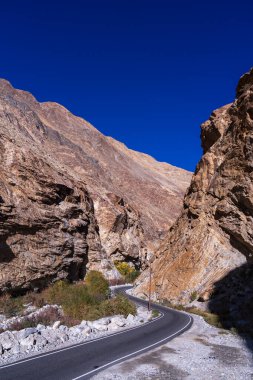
[0,85,101,293]
[0,79,191,292]
[134,68,253,303]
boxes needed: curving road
[0,287,193,380]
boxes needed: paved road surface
[0,287,193,380]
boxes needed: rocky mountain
[134,68,253,304]
[0,79,191,293]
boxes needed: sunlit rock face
[0,79,191,292]
[0,81,102,293]
[134,68,253,303]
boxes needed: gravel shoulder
[92,313,253,380]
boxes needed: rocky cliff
[134,68,253,303]
[0,84,102,294]
[0,79,191,293]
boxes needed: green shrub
[125,270,140,283]
[190,291,198,302]
[114,262,132,277]
[152,309,160,318]
[162,299,223,329]
[8,306,62,330]
[0,271,135,326]
[60,315,81,327]
[9,318,37,331]
[114,261,140,283]
[35,307,62,326]
[112,293,136,317]
[99,294,136,318]
[23,291,46,308]
[0,294,24,317]
[85,271,109,301]
[43,281,93,320]
[185,307,222,328]
[43,280,71,305]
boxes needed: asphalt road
[0,287,193,380]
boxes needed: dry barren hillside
[135,68,253,310]
[0,79,191,293]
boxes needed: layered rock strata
[0,91,102,293]
[134,68,253,303]
[0,79,191,292]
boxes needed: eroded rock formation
[0,88,101,293]
[134,68,253,303]
[0,79,191,292]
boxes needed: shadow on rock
[208,263,253,354]
[0,241,15,263]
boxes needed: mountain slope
[0,79,191,292]
[134,68,253,303]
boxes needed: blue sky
[1,0,253,171]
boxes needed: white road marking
[72,315,193,380]
[0,314,164,370]
[0,287,193,380]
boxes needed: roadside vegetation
[163,300,252,337]
[189,291,198,302]
[162,300,223,329]
[0,271,136,329]
[152,309,160,318]
[0,294,24,318]
[114,261,140,283]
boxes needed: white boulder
[18,327,38,340]
[58,325,68,333]
[11,343,21,354]
[55,331,69,343]
[79,320,87,328]
[23,305,37,315]
[69,327,82,337]
[126,314,135,323]
[110,316,126,327]
[82,326,92,336]
[52,321,61,330]
[92,322,108,332]
[34,335,48,349]
[20,334,36,349]
[36,324,46,331]
[96,317,110,326]
[40,328,58,343]
[0,331,15,351]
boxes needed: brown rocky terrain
[134,68,253,308]
[0,79,191,293]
